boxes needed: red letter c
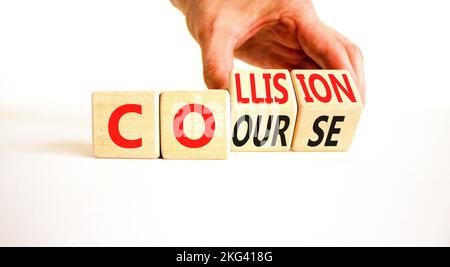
[108,104,142,149]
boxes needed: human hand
[171,0,365,102]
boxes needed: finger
[235,36,320,69]
[265,38,322,69]
[332,30,366,102]
[200,32,235,89]
[295,15,353,71]
[235,49,320,70]
[296,15,365,103]
[235,35,301,62]
[345,42,365,103]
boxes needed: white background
[0,0,449,246]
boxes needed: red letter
[250,73,264,104]
[295,74,314,103]
[108,104,142,149]
[329,74,357,103]
[235,73,249,104]
[173,104,215,148]
[273,73,288,104]
[309,74,332,103]
[262,73,273,104]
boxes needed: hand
[171,0,365,102]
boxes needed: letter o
[173,104,215,148]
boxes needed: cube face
[160,91,230,160]
[92,91,160,159]
[229,70,298,152]
[292,108,362,152]
[290,70,363,151]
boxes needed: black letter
[325,116,345,146]
[308,116,328,147]
[253,115,272,147]
[272,115,290,146]
[233,115,252,147]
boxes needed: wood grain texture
[290,70,363,151]
[229,69,298,152]
[92,91,160,158]
[160,90,230,160]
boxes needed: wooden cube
[160,90,230,160]
[92,91,160,158]
[290,70,363,151]
[229,69,298,152]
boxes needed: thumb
[200,34,234,89]
[296,14,365,103]
[296,15,352,71]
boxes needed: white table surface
[1,104,449,246]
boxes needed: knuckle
[314,40,335,59]
[348,43,364,61]
[196,13,231,45]
[203,60,227,88]
[203,59,222,78]
[197,12,216,35]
